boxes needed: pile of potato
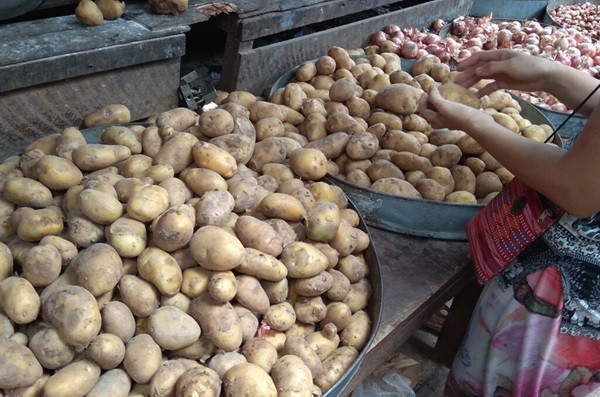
[267,47,556,205]
[0,101,374,396]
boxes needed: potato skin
[281,242,329,278]
[0,338,43,389]
[314,346,359,392]
[0,277,40,325]
[87,369,131,397]
[340,310,371,350]
[271,355,314,395]
[242,338,278,373]
[85,333,126,370]
[235,275,270,314]
[43,359,100,397]
[102,301,136,343]
[72,243,122,297]
[235,215,284,257]
[148,306,201,350]
[28,327,74,370]
[189,226,245,271]
[123,334,163,384]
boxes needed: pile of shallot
[367,15,600,112]
[549,2,600,41]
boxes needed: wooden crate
[218,0,475,94]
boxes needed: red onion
[393,31,405,41]
[570,55,582,68]
[483,37,498,50]
[390,37,403,46]
[554,37,569,51]
[434,48,451,63]
[552,103,568,112]
[555,53,572,66]
[578,43,595,57]
[416,49,428,59]
[426,44,440,53]
[566,47,581,57]
[593,56,600,66]
[513,31,527,45]
[525,44,540,55]
[525,37,540,46]
[400,41,419,59]
[466,38,482,48]
[370,31,388,46]
[432,19,445,32]
[383,24,400,36]
[452,20,468,36]
[457,49,472,61]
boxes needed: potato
[294,270,333,297]
[371,177,421,198]
[153,133,199,173]
[189,293,243,351]
[314,346,358,392]
[414,73,436,92]
[259,193,306,221]
[344,132,378,161]
[126,185,169,223]
[522,125,547,142]
[31,155,83,191]
[228,178,263,213]
[148,306,201,351]
[480,151,502,171]
[451,165,476,194]
[43,285,101,348]
[56,127,86,161]
[375,83,422,115]
[271,355,313,396]
[124,334,162,384]
[141,126,163,158]
[263,302,296,332]
[431,144,462,168]
[428,128,466,146]
[340,310,371,351]
[445,191,478,204]
[77,188,123,225]
[197,109,234,138]
[19,244,58,289]
[235,215,284,257]
[208,352,246,382]
[71,243,122,296]
[464,156,486,176]
[84,104,130,127]
[281,242,329,278]
[102,301,136,343]
[380,130,420,154]
[156,107,197,132]
[475,171,503,198]
[0,337,43,389]
[425,166,455,195]
[189,225,245,271]
[86,333,126,370]
[27,326,73,370]
[101,126,141,154]
[342,278,372,313]
[366,159,403,182]
[3,177,52,208]
[0,277,40,325]
[438,83,481,109]
[119,275,159,318]
[430,62,451,81]
[325,111,365,134]
[295,296,327,324]
[287,148,327,181]
[232,305,259,344]
[486,91,513,110]
[189,141,238,178]
[171,334,216,361]
[390,152,432,173]
[234,274,270,314]
[328,78,357,102]
[305,323,339,361]
[43,359,100,397]
[495,167,514,184]
[72,144,131,171]
[151,203,195,252]
[223,363,277,397]
[208,270,237,303]
[237,247,288,282]
[105,216,147,258]
[0,242,12,282]
[161,292,192,314]
[458,134,485,155]
[305,132,350,160]
[87,369,131,397]
[174,365,221,397]
[305,201,341,243]
[315,55,336,75]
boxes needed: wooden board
[340,226,474,395]
[221,0,474,93]
[0,58,180,158]
[231,0,410,41]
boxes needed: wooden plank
[236,0,409,41]
[225,0,474,93]
[0,33,186,93]
[340,226,474,395]
[0,57,180,158]
[0,15,186,66]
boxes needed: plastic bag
[353,371,416,397]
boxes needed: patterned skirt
[444,264,600,396]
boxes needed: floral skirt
[445,266,600,397]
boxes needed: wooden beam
[230,0,473,93]
[236,0,411,41]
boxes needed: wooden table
[341,226,475,395]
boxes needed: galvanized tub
[271,57,558,240]
[2,124,383,396]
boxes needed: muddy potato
[175,365,221,397]
[156,107,198,132]
[329,78,358,102]
[34,155,83,190]
[340,310,371,351]
[263,302,296,332]
[71,243,122,297]
[85,333,126,370]
[151,204,195,252]
[84,104,130,127]
[101,126,141,154]
[380,131,420,154]
[306,323,339,361]
[375,83,422,115]
[315,55,336,75]
[87,369,130,397]
[414,73,436,92]
[105,216,147,258]
[43,285,101,348]
[126,185,169,223]
[208,270,237,303]
[77,188,123,225]
[294,270,333,297]
[208,352,247,380]
[72,144,131,171]
[196,109,233,138]
[259,192,306,221]
[190,141,237,178]
[189,293,243,351]
[189,225,245,271]
[137,247,183,296]
[281,241,329,278]
[371,177,421,198]
[425,166,455,196]
[119,275,160,318]
[428,129,466,146]
[0,338,43,389]
[314,346,358,393]
[464,157,486,176]
[367,159,404,182]
[438,83,481,108]
[451,165,476,194]
[235,215,284,257]
[3,177,53,208]
[153,132,199,173]
[306,201,341,243]
[445,191,478,204]
[287,148,327,181]
[305,132,350,160]
[431,144,462,168]
[295,296,327,324]
[56,127,86,161]
[342,278,372,313]
[271,355,313,396]
[337,254,369,283]
[27,326,74,370]
[345,132,378,161]
[475,171,503,198]
[0,277,40,325]
[102,301,136,343]
[320,302,353,332]
[261,278,289,305]
[233,305,259,343]
[235,275,270,314]
[325,111,365,134]
[17,207,63,243]
[123,334,162,384]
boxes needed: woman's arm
[420,86,600,217]
[455,50,600,118]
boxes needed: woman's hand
[418,85,493,132]
[454,50,556,97]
